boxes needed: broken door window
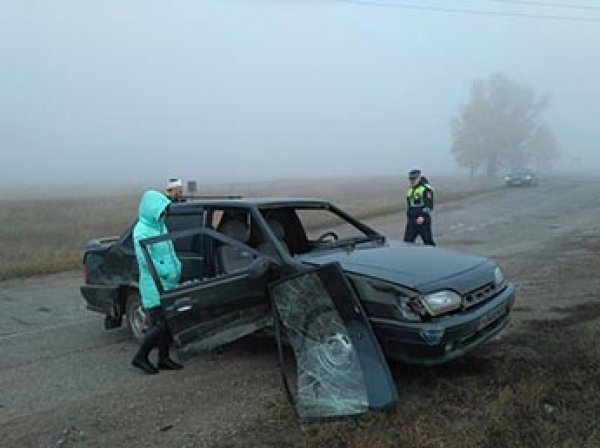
[270,263,398,421]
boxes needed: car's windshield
[295,208,367,240]
[509,169,532,176]
[260,205,381,255]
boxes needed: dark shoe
[158,357,183,370]
[132,356,159,375]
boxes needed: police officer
[404,169,435,246]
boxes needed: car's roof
[170,197,332,210]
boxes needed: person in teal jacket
[131,190,183,374]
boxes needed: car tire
[125,291,148,344]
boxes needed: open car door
[140,228,272,360]
[270,263,398,421]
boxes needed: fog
[2,0,600,193]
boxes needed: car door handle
[174,298,193,313]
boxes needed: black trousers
[137,306,173,360]
[404,218,436,246]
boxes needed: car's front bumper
[371,283,517,366]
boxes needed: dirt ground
[1,176,599,447]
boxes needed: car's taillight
[83,265,89,284]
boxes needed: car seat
[258,219,291,259]
[215,220,253,275]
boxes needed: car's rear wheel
[125,291,148,344]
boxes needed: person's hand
[416,216,425,225]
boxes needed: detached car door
[270,263,398,421]
[140,228,272,360]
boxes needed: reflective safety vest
[407,184,433,209]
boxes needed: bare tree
[451,73,558,178]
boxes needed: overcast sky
[2,0,600,191]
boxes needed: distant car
[81,197,516,368]
[505,169,538,187]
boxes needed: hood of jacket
[138,190,171,228]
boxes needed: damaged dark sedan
[81,197,516,418]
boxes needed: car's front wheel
[125,291,148,344]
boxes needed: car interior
[116,204,369,288]
[214,212,255,276]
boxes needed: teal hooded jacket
[133,190,182,309]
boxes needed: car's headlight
[505,176,511,181]
[349,276,422,322]
[525,175,532,180]
[494,266,504,286]
[420,290,462,316]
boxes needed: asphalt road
[1,176,599,447]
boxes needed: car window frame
[258,203,384,255]
[139,226,277,296]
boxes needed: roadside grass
[0,195,137,280]
[216,301,600,448]
[0,177,500,281]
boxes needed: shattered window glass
[271,271,370,420]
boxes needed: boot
[158,355,183,370]
[157,325,183,370]
[132,356,159,374]
[131,325,161,375]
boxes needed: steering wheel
[317,231,339,244]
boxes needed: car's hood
[296,241,495,294]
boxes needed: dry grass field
[0,195,138,280]
[0,176,498,280]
